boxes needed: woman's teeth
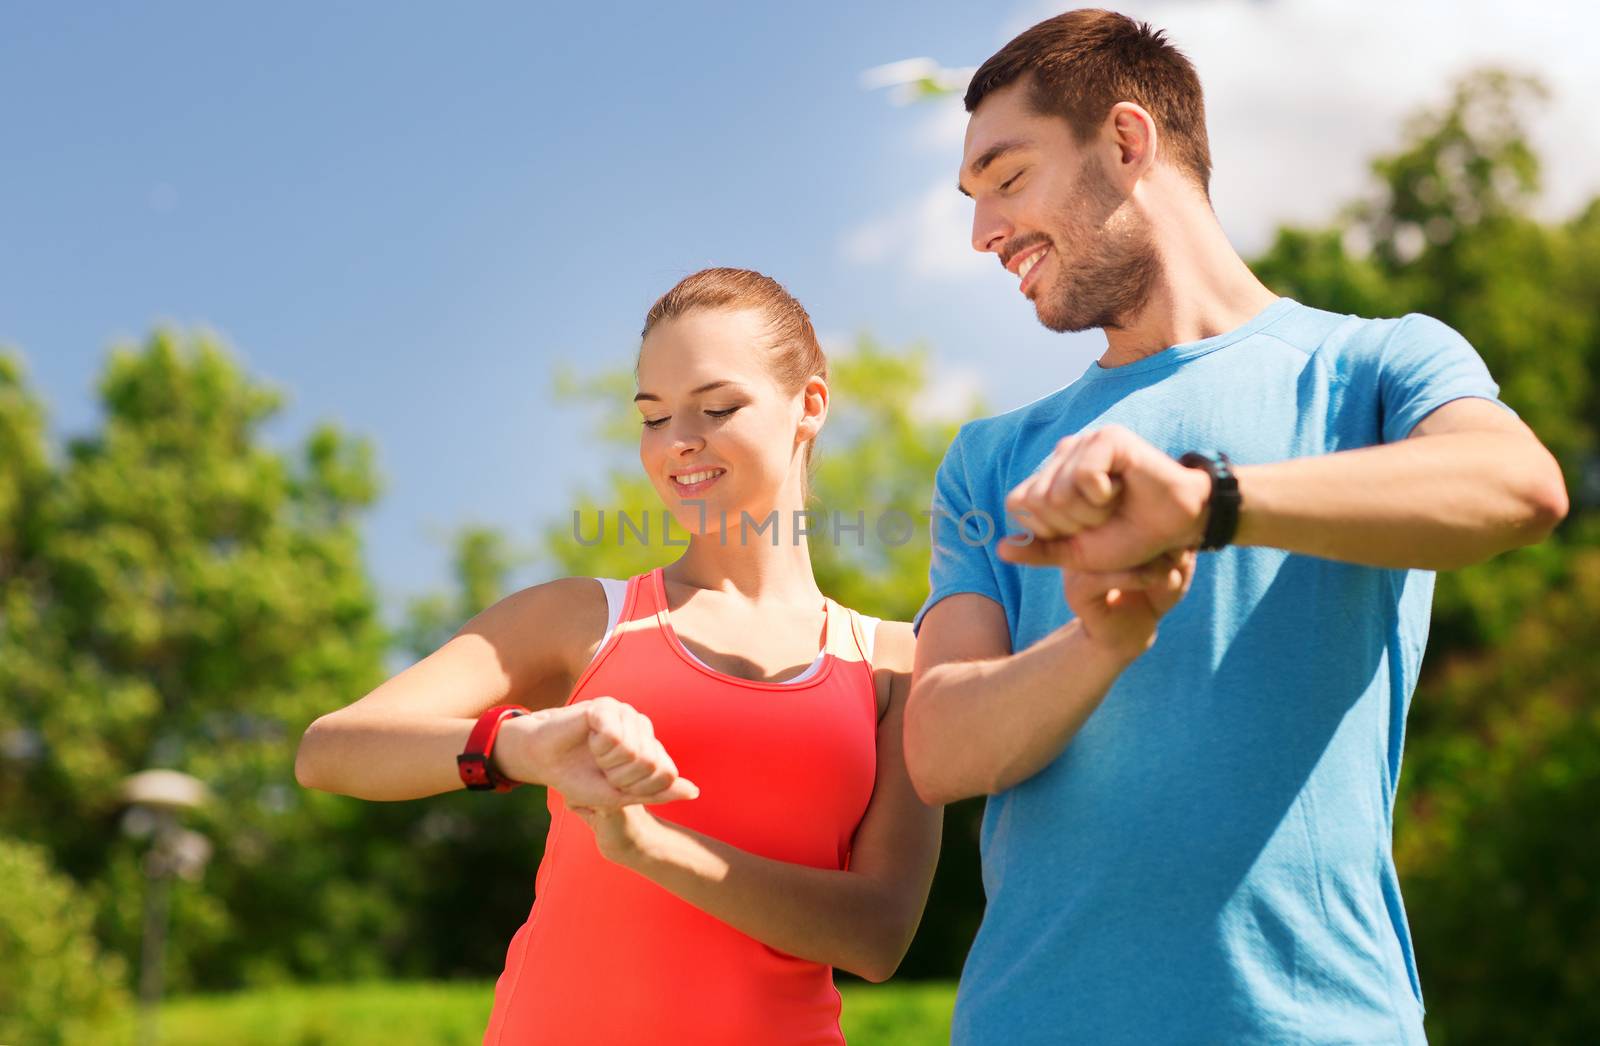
[674,469,723,485]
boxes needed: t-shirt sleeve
[912,426,1005,636]
[1378,313,1515,443]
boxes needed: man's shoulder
[1267,300,1468,361]
[1255,298,1391,355]
[952,383,1083,455]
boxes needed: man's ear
[1105,101,1158,188]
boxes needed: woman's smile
[670,467,726,495]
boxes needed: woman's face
[635,307,822,537]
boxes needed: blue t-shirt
[913,298,1507,1045]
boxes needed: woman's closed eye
[642,406,741,429]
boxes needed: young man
[904,10,1568,1045]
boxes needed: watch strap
[1178,451,1241,551]
[458,705,531,792]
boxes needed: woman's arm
[293,577,696,806]
[572,622,942,982]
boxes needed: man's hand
[999,425,1211,572]
[1062,550,1196,659]
[495,697,699,808]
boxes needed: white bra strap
[858,614,880,665]
[592,577,628,657]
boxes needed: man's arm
[1002,398,1569,574]
[904,556,1192,806]
[1231,398,1568,569]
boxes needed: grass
[156,979,955,1045]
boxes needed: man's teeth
[674,470,722,485]
[1018,251,1043,281]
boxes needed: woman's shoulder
[867,620,915,674]
[478,575,610,619]
[831,603,913,674]
[461,575,615,679]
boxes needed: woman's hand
[495,697,699,808]
[567,803,662,865]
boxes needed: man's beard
[1034,159,1162,334]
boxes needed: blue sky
[6,1,1597,608]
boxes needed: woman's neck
[668,511,823,606]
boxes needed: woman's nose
[669,423,706,454]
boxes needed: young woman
[294,268,942,1045]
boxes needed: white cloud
[840,178,992,281]
[912,95,971,153]
[913,363,987,422]
[845,0,1600,276]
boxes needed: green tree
[0,836,132,1045]
[1251,69,1599,1043]
[0,334,414,989]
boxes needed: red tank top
[483,568,880,1045]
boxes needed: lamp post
[120,769,211,1046]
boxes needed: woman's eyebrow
[634,380,740,403]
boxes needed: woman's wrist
[486,710,554,786]
[593,806,662,867]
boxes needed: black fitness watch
[1178,450,1241,551]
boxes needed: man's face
[959,82,1160,332]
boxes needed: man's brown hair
[965,9,1212,196]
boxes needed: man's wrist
[1177,451,1240,550]
[1063,617,1149,672]
[1177,464,1212,549]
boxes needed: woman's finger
[639,776,699,803]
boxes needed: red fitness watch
[458,705,531,792]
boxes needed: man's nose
[972,199,1011,255]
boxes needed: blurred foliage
[156,978,955,1045]
[1252,68,1598,1042]
[399,527,527,660]
[0,332,395,990]
[0,836,132,1045]
[0,336,551,995]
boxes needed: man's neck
[1099,200,1281,368]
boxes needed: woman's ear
[796,374,829,445]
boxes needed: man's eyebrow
[633,380,737,403]
[957,138,1030,198]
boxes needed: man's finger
[1008,438,1078,512]
[1074,469,1123,509]
[998,535,1085,570]
[1065,567,1160,603]
[1014,454,1086,540]
[1039,438,1128,535]
[1064,431,1126,505]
